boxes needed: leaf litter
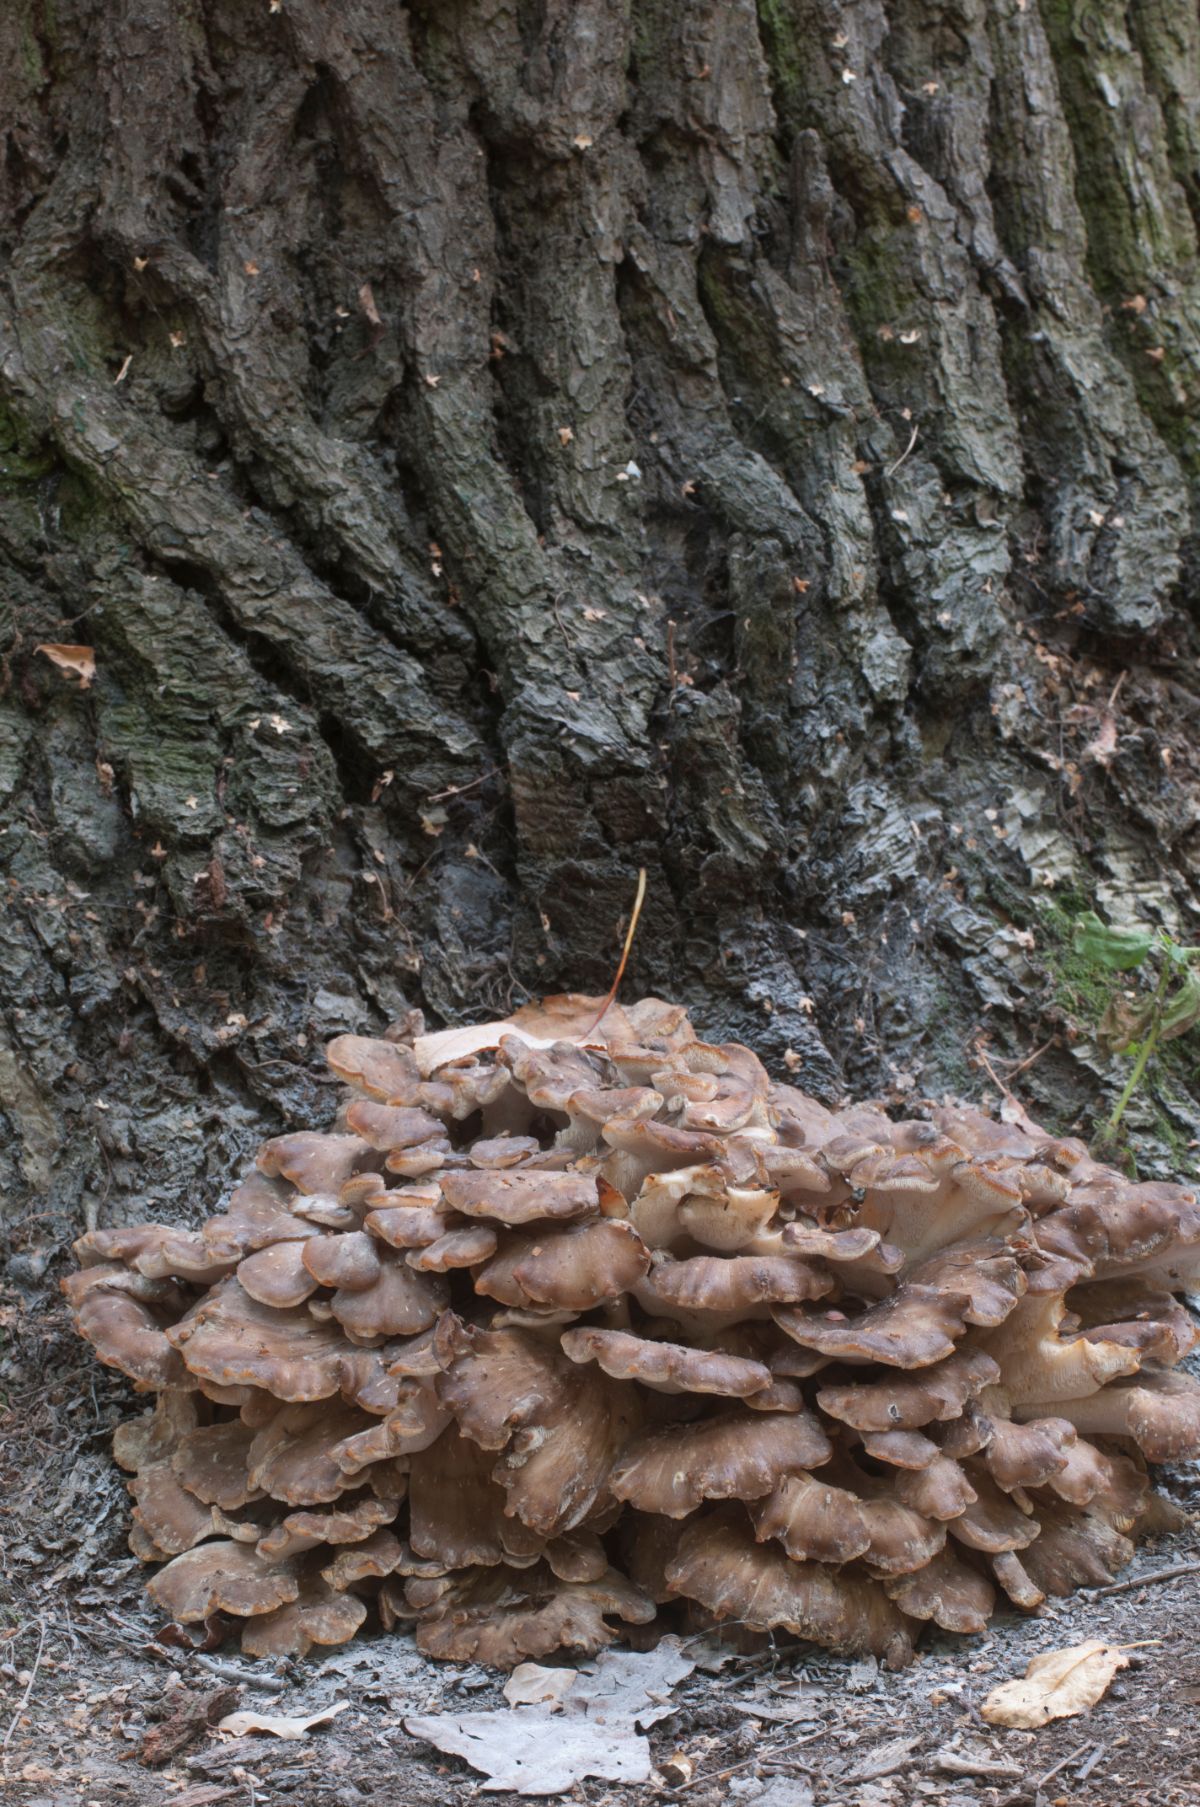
[405,1637,696,1793]
[981,1641,1131,1729]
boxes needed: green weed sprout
[1072,912,1200,1148]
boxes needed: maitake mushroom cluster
[65,995,1200,1669]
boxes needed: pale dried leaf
[403,1710,651,1794]
[981,1641,1128,1729]
[407,1639,696,1793]
[217,1700,350,1740]
[503,1664,579,1709]
[36,643,96,687]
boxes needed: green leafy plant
[1072,912,1200,1147]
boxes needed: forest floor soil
[3,1292,1199,1807]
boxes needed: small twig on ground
[671,1729,825,1792]
[1037,1742,1093,1789]
[995,1036,1058,1081]
[1076,1742,1108,1781]
[194,1656,287,1692]
[1088,1560,1200,1597]
[2,1619,47,1762]
[933,1753,1023,1780]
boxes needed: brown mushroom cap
[751,1470,946,1576]
[664,1508,914,1664]
[170,1420,263,1510]
[947,1468,1040,1553]
[435,1318,639,1535]
[984,1416,1074,1491]
[256,1495,395,1560]
[408,1428,542,1569]
[301,1231,384,1291]
[475,1219,651,1311]
[237,1241,320,1309]
[62,1266,190,1390]
[439,1169,600,1225]
[248,1402,375,1505]
[241,1576,368,1658]
[148,1540,298,1622]
[326,1034,422,1101]
[408,1561,656,1667]
[328,1254,447,1340]
[168,1280,369,1401]
[407,1226,498,1271]
[610,1409,832,1517]
[560,1326,771,1398]
[640,1254,833,1316]
[1036,1366,1200,1462]
[883,1546,994,1634]
[775,1245,1025,1367]
[345,1100,446,1151]
[893,1455,978,1521]
[258,1132,377,1195]
[816,1349,1001,1432]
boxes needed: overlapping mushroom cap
[67,993,1200,1668]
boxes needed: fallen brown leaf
[981,1641,1129,1729]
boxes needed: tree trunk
[4,0,1200,1247]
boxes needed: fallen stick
[1088,1560,1200,1597]
[933,1752,1023,1780]
[1036,1742,1092,1789]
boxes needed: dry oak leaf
[36,643,95,687]
[218,1700,349,1739]
[980,1639,1129,1728]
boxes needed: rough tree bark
[4,0,1200,1260]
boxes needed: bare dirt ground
[3,1292,1199,1807]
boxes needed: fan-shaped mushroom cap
[1036,1174,1200,1288]
[776,1245,1025,1368]
[883,1546,994,1634]
[1064,1279,1199,1365]
[1018,1499,1135,1594]
[148,1541,298,1622]
[258,1133,377,1195]
[816,1349,1000,1431]
[257,1495,395,1560]
[947,1469,1039,1553]
[679,1187,782,1253]
[407,1561,656,1667]
[984,1417,1074,1491]
[752,1470,946,1575]
[610,1409,832,1517]
[168,1280,373,1401]
[326,1033,421,1101]
[859,1429,940,1469]
[241,1577,368,1657]
[76,1225,237,1285]
[408,1429,542,1568]
[236,1241,320,1309]
[980,1293,1142,1407]
[328,1254,447,1340]
[344,1101,445,1151]
[561,1326,771,1399]
[301,1231,384,1291]
[664,1508,913,1664]
[335,1381,450,1472]
[434,1318,639,1535]
[113,1395,222,1557]
[365,1201,455,1248]
[640,1254,833,1316]
[893,1454,978,1520]
[439,1169,599,1225]
[406,1226,498,1271]
[248,1402,375,1505]
[170,1420,262,1510]
[602,1118,726,1198]
[779,1223,881,1262]
[62,1265,189,1390]
[475,1218,650,1312]
[1037,1366,1200,1461]
[320,1528,405,1590]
